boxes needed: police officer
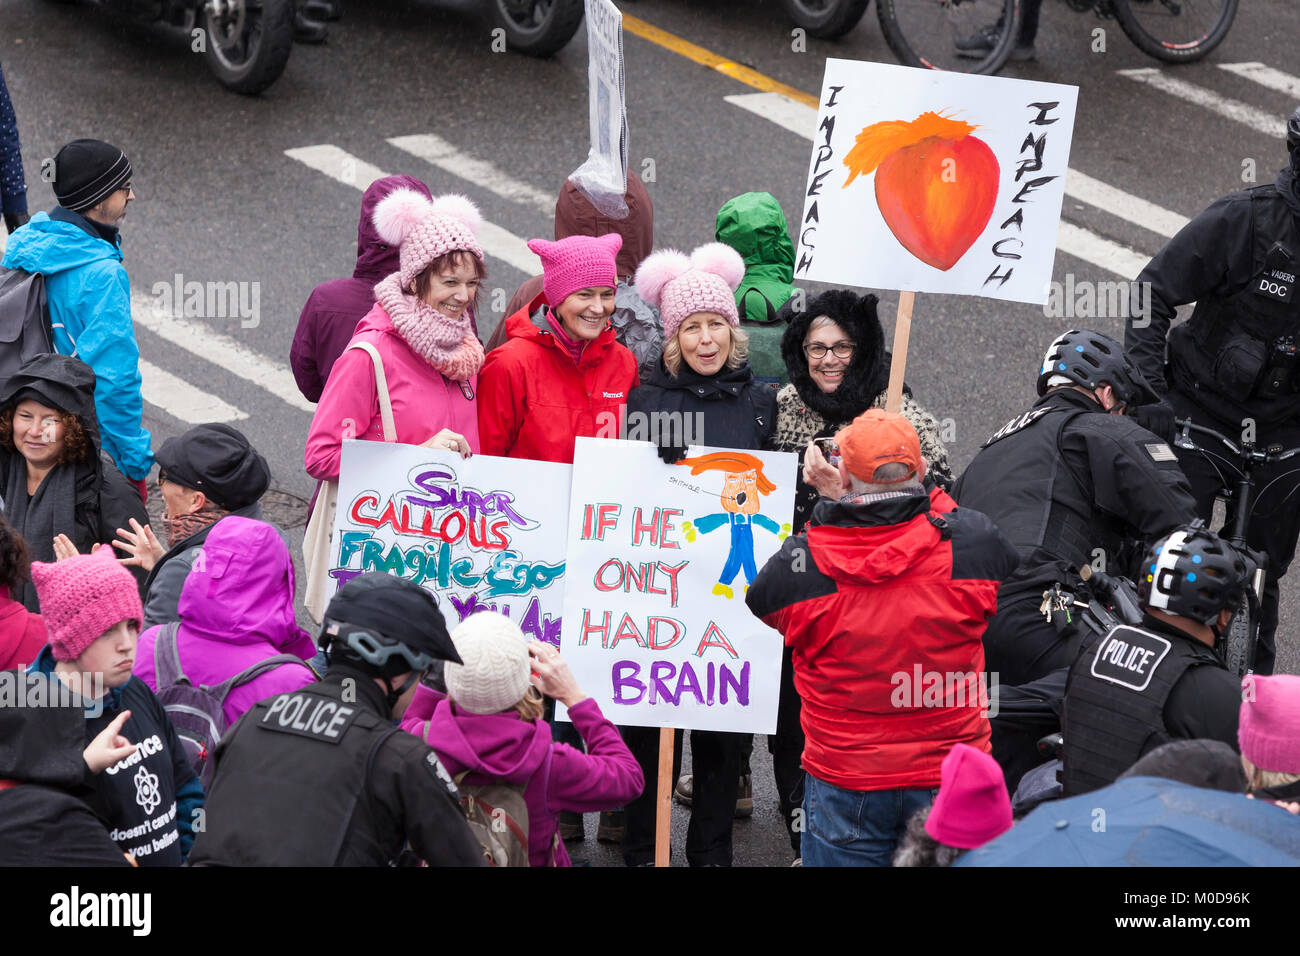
[1125,108,1300,677]
[188,573,484,866]
[1061,525,1248,796]
[953,329,1197,687]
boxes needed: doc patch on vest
[259,693,360,743]
[1089,626,1172,692]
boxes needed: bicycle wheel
[1221,590,1254,678]
[1110,0,1238,63]
[877,0,1019,75]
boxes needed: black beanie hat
[53,139,133,212]
[1118,739,1247,793]
[322,573,462,666]
[154,423,270,510]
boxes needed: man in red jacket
[746,409,1017,866]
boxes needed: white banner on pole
[558,438,797,734]
[795,59,1078,305]
[569,0,629,217]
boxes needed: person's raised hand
[84,710,137,774]
[803,441,844,499]
[52,534,81,561]
[113,518,165,572]
[528,640,586,708]
[421,429,472,459]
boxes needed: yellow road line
[621,13,819,109]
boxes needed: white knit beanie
[444,612,531,715]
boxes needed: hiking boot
[558,810,584,841]
[292,11,329,44]
[734,774,753,818]
[597,810,625,843]
[674,774,693,807]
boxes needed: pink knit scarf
[375,273,484,381]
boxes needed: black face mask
[382,672,421,712]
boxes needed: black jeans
[769,644,805,854]
[621,726,742,866]
[1167,388,1300,676]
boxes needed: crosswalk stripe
[1219,62,1300,100]
[725,91,1160,277]
[138,358,248,423]
[1063,169,1188,240]
[1117,68,1286,139]
[131,292,317,414]
[387,134,555,215]
[284,144,540,275]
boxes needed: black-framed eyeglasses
[804,343,855,360]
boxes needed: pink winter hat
[528,233,622,308]
[635,242,745,343]
[372,189,485,291]
[1239,674,1300,774]
[31,547,144,662]
[924,743,1013,850]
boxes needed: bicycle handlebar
[1173,417,1300,463]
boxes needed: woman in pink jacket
[402,612,644,867]
[304,190,487,482]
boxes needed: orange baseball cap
[834,408,922,484]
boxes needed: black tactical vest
[1170,186,1300,423]
[189,683,396,866]
[955,403,1097,572]
[1061,624,1216,796]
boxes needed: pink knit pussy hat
[373,189,485,291]
[635,242,745,344]
[31,547,144,662]
[527,233,622,308]
[924,743,1013,850]
[1239,674,1300,774]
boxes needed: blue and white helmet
[1138,526,1249,625]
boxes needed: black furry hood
[779,289,890,421]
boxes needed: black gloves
[3,211,29,235]
[1130,401,1177,444]
[657,444,688,465]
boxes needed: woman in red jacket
[0,516,45,669]
[477,233,639,465]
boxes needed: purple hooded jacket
[290,175,435,402]
[402,686,643,867]
[134,516,318,727]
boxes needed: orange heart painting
[843,111,999,272]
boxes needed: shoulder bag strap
[346,340,397,442]
[152,622,186,690]
[206,654,308,703]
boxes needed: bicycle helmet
[1288,105,1300,174]
[320,573,462,682]
[1137,526,1249,626]
[1036,329,1155,406]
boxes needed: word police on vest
[261,694,360,742]
[1089,626,1172,693]
[50,887,151,936]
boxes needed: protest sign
[795,59,1078,305]
[568,0,629,217]
[330,440,571,640]
[559,438,796,735]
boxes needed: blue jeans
[801,773,937,867]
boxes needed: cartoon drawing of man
[678,452,791,599]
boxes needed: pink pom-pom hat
[635,241,745,344]
[373,188,485,292]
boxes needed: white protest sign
[568,0,629,217]
[795,59,1078,305]
[331,440,571,641]
[559,438,797,734]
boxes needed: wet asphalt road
[2,0,1298,866]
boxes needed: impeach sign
[559,438,796,734]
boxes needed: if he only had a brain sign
[560,438,796,735]
[796,59,1078,304]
